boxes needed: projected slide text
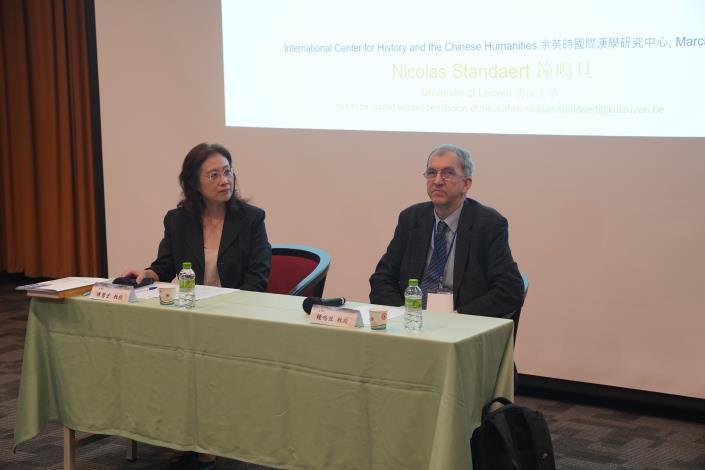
[222,0,705,137]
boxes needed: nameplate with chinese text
[309,306,362,328]
[89,283,136,303]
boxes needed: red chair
[266,245,331,297]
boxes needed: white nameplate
[89,283,136,303]
[309,305,363,328]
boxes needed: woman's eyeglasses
[203,167,234,182]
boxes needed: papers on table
[17,277,110,299]
[134,283,237,301]
[356,305,405,326]
[134,283,167,300]
[195,285,238,300]
[17,277,109,291]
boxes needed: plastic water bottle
[178,261,196,309]
[404,278,423,331]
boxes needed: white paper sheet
[195,285,238,300]
[134,283,237,301]
[17,277,109,292]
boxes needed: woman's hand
[120,269,159,284]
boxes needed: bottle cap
[408,278,419,286]
[182,262,192,269]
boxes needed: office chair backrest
[266,244,331,297]
[514,272,529,342]
[512,272,529,392]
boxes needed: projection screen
[95,0,705,400]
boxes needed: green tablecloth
[14,290,514,469]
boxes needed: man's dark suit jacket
[149,203,271,292]
[369,198,523,318]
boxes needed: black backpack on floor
[470,397,556,470]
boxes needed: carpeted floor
[1,282,704,469]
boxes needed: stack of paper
[17,277,109,299]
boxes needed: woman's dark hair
[177,142,244,221]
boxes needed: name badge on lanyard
[427,290,454,313]
[427,220,457,313]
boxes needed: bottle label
[179,278,195,289]
[405,297,422,310]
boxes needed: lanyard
[434,220,458,283]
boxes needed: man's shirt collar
[434,203,462,233]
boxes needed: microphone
[303,296,346,314]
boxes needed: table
[14,290,514,469]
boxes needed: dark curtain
[0,0,104,277]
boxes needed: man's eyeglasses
[423,168,463,181]
[203,167,234,182]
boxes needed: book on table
[17,277,110,299]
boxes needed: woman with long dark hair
[122,142,271,469]
[124,142,271,291]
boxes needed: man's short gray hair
[426,144,474,177]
